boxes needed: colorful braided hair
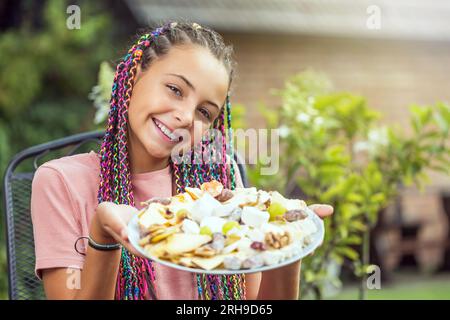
[97,21,246,300]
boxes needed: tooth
[155,120,177,141]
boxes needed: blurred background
[0,0,449,299]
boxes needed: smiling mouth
[152,118,182,143]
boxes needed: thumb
[308,204,334,219]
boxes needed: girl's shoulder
[33,150,100,195]
[38,150,100,173]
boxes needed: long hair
[97,21,245,300]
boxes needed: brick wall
[223,32,450,268]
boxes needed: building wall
[224,32,450,268]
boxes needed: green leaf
[335,247,359,261]
[370,193,386,204]
[433,111,449,132]
[350,220,367,232]
[346,193,364,203]
[341,235,362,245]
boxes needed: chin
[146,144,172,160]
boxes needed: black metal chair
[2,131,248,300]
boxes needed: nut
[223,256,242,270]
[200,180,223,197]
[229,207,242,222]
[216,188,234,202]
[283,209,308,222]
[242,255,264,269]
[211,233,225,251]
[265,231,291,249]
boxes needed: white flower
[313,116,324,127]
[353,141,370,153]
[278,125,290,138]
[307,96,316,105]
[368,127,389,147]
[296,113,311,123]
[354,127,389,156]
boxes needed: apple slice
[192,255,226,270]
[165,233,212,255]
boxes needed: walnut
[216,188,234,202]
[265,232,291,249]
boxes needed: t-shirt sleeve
[31,165,85,280]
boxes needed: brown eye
[167,85,182,97]
[198,107,211,120]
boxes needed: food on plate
[134,180,319,271]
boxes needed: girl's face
[127,44,230,173]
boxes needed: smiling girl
[31,21,332,300]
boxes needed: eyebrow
[166,73,220,110]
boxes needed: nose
[173,104,195,128]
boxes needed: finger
[116,204,140,224]
[103,225,126,245]
[308,204,334,218]
[100,203,134,236]
[103,216,127,238]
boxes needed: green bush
[0,0,116,298]
[243,70,450,299]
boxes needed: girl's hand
[308,204,334,218]
[91,201,144,257]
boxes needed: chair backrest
[2,131,248,300]
[3,131,104,300]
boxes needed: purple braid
[98,21,245,300]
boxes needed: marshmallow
[212,202,239,217]
[181,219,200,234]
[261,250,283,265]
[241,206,269,228]
[190,193,222,223]
[260,222,285,235]
[200,216,227,234]
[247,228,265,242]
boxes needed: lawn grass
[328,272,450,300]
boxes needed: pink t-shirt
[31,150,244,299]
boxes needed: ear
[135,63,143,83]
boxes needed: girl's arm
[42,202,139,299]
[257,261,302,300]
[243,272,262,300]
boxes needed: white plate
[127,207,325,275]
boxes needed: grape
[222,221,240,235]
[199,226,212,236]
[268,202,287,221]
[176,209,189,218]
